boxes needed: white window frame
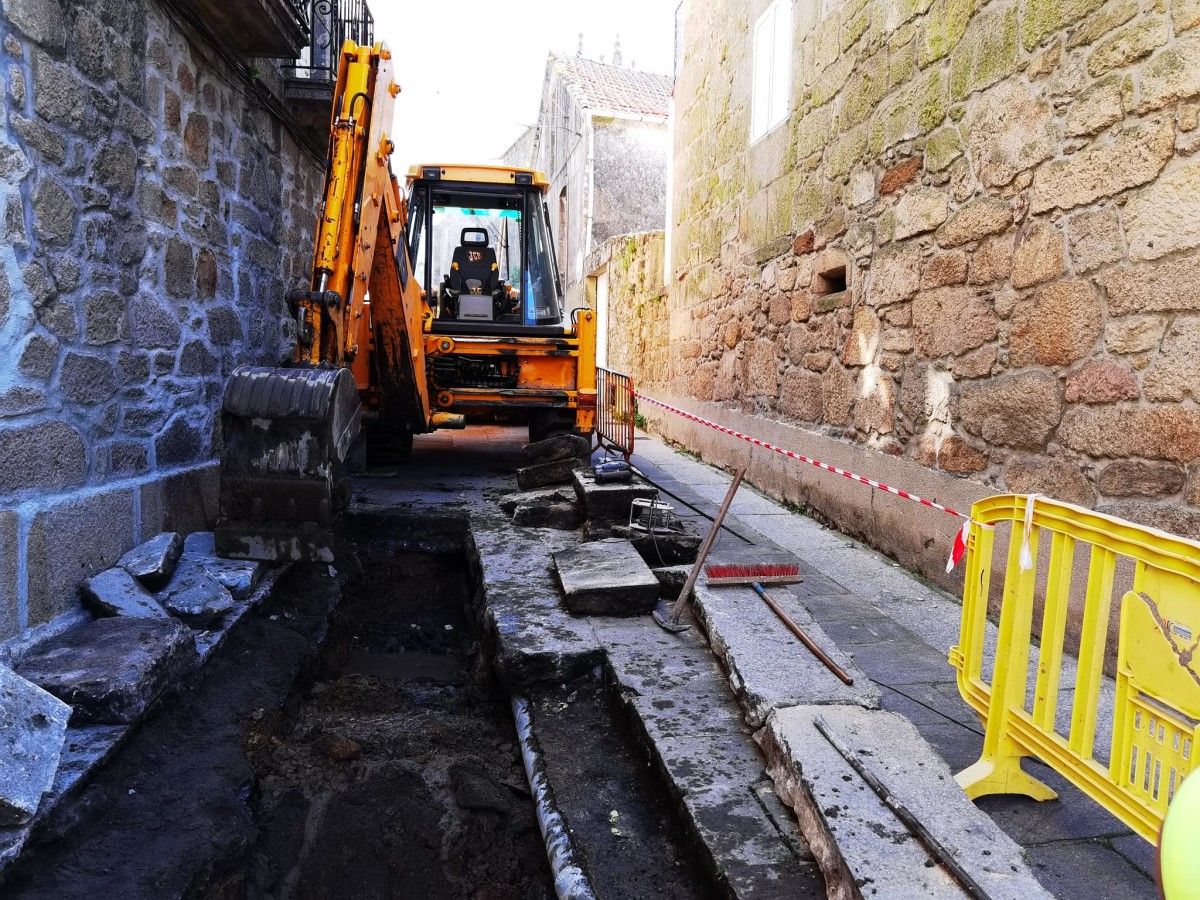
[750,0,792,144]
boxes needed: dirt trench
[4,521,552,899]
[5,510,719,899]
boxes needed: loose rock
[80,567,171,619]
[552,538,660,616]
[182,531,262,600]
[516,457,585,490]
[497,487,574,515]
[15,618,198,725]
[155,564,235,629]
[119,532,182,590]
[0,664,71,826]
[521,432,591,464]
[512,502,582,530]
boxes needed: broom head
[704,562,802,586]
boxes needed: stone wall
[585,230,669,380]
[0,0,322,639]
[656,0,1200,589]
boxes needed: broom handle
[668,467,746,624]
[752,583,855,685]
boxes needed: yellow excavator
[215,40,596,562]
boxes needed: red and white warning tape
[633,392,982,572]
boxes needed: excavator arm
[216,42,428,562]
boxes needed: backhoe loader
[215,40,596,562]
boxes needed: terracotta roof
[550,55,672,118]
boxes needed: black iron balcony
[287,0,375,85]
[283,0,373,154]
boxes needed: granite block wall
[0,0,322,638]
[621,0,1200,592]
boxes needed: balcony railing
[288,0,375,83]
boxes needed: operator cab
[406,164,567,336]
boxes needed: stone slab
[512,501,582,530]
[472,505,602,688]
[571,467,657,520]
[79,567,171,619]
[155,563,235,629]
[552,538,660,616]
[516,457,585,490]
[118,532,182,591]
[594,618,824,897]
[760,705,1052,900]
[0,665,71,826]
[522,432,590,464]
[182,531,262,599]
[15,617,198,725]
[498,486,575,515]
[693,582,879,727]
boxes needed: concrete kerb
[757,705,1053,900]
[692,580,880,727]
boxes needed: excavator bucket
[215,366,362,563]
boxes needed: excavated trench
[4,512,711,899]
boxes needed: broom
[704,564,854,686]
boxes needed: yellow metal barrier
[949,494,1200,843]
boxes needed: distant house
[503,54,672,310]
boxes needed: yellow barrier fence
[949,494,1200,843]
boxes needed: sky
[372,0,678,167]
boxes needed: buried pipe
[511,695,597,900]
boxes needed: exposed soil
[526,681,716,900]
[5,506,723,900]
[4,524,552,899]
[234,542,553,900]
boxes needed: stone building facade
[620,0,1200,588]
[0,0,325,639]
[584,230,669,380]
[503,54,671,311]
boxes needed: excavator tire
[215,365,362,563]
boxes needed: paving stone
[571,467,657,520]
[79,567,171,619]
[651,563,693,595]
[596,621,823,897]
[693,582,878,727]
[181,531,262,600]
[118,532,182,591]
[760,705,1052,900]
[552,538,659,616]
[472,505,601,688]
[1024,839,1155,898]
[497,486,574,515]
[154,563,235,629]
[516,456,585,490]
[521,432,590,464]
[15,617,198,725]
[0,665,71,826]
[512,501,582,530]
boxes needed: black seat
[449,228,499,295]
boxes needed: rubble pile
[0,530,267,837]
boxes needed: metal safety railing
[287,0,374,82]
[596,367,635,460]
[950,494,1200,843]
